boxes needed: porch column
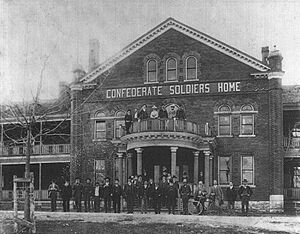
[39,163,42,200]
[127,153,133,177]
[204,151,210,187]
[135,148,143,175]
[122,157,126,185]
[209,154,214,186]
[0,163,2,201]
[193,151,200,183]
[170,147,178,176]
[116,152,123,185]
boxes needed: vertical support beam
[170,147,178,177]
[116,153,123,186]
[127,153,133,177]
[39,121,43,155]
[209,154,213,186]
[39,163,42,200]
[0,163,2,201]
[204,151,210,187]
[122,157,126,185]
[135,148,143,175]
[13,175,18,233]
[193,151,199,183]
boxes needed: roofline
[80,17,270,83]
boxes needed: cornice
[80,18,270,84]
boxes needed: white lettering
[157,86,162,95]
[169,85,174,95]
[106,90,111,98]
[205,84,210,93]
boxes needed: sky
[1,0,300,103]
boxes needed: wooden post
[13,175,18,233]
[193,151,199,183]
[30,172,36,233]
[170,147,178,177]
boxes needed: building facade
[1,18,299,212]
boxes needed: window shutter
[106,120,114,140]
[232,114,240,136]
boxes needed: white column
[135,148,143,175]
[39,163,42,200]
[193,151,200,183]
[170,147,178,177]
[116,152,123,185]
[127,153,133,177]
[204,151,210,187]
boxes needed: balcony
[0,144,71,157]
[121,119,214,151]
[283,137,300,157]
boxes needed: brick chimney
[88,39,100,72]
[268,45,283,72]
[261,46,269,65]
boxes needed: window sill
[92,139,107,142]
[144,81,159,85]
[219,184,256,188]
[183,79,199,82]
[217,135,233,138]
[239,135,256,138]
[165,80,178,84]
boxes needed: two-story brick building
[69,18,285,212]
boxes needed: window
[147,60,157,83]
[95,159,106,183]
[166,58,177,81]
[292,167,300,188]
[240,105,254,136]
[19,147,23,155]
[115,119,125,139]
[186,56,197,80]
[218,105,231,136]
[95,121,106,139]
[219,156,231,185]
[241,156,254,185]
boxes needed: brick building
[1,18,299,212]
[69,18,284,211]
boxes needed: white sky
[1,0,300,103]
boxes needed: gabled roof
[81,17,270,83]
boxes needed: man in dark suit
[94,182,101,212]
[83,178,93,212]
[112,179,123,213]
[61,180,72,212]
[226,181,237,210]
[72,177,83,212]
[123,177,135,213]
[167,179,178,215]
[153,182,162,214]
[179,178,192,215]
[103,177,112,213]
[238,179,253,214]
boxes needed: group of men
[124,104,186,134]
[48,175,253,215]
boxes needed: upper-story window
[186,56,197,80]
[95,121,106,139]
[218,105,231,136]
[240,105,255,136]
[166,58,177,81]
[147,59,157,83]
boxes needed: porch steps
[284,200,300,215]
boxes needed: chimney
[88,39,100,72]
[261,46,269,65]
[268,45,283,72]
[72,64,86,83]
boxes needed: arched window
[166,58,177,81]
[95,112,105,118]
[240,105,255,136]
[218,105,231,136]
[147,59,157,83]
[186,56,197,80]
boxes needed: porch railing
[0,144,71,157]
[283,137,300,150]
[284,188,300,200]
[122,119,210,137]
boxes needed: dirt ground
[35,220,289,234]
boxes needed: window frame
[241,155,255,186]
[185,56,197,81]
[217,105,232,137]
[146,59,158,83]
[239,105,255,137]
[218,156,231,186]
[95,120,106,140]
[166,58,177,82]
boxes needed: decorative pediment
[81,17,270,84]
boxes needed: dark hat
[75,177,81,180]
[169,179,173,183]
[105,177,110,181]
[242,179,248,183]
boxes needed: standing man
[179,178,192,215]
[238,179,253,214]
[103,177,112,213]
[94,182,101,212]
[194,181,207,209]
[72,177,83,212]
[226,181,237,210]
[61,180,72,212]
[138,104,148,120]
[48,180,59,212]
[125,110,133,134]
[123,177,135,214]
[153,182,162,214]
[112,179,123,213]
[140,180,150,214]
[209,180,224,212]
[160,176,168,208]
[83,178,93,212]
[167,179,178,215]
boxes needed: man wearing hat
[166,179,178,215]
[150,105,158,119]
[123,177,136,213]
[138,104,148,120]
[238,179,253,214]
[83,178,93,212]
[72,177,83,212]
[179,178,192,215]
[103,177,112,213]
